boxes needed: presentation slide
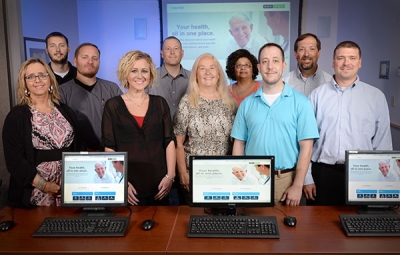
[192,159,272,203]
[162,1,300,81]
[347,157,400,202]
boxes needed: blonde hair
[188,53,237,110]
[116,50,157,90]
[16,58,61,106]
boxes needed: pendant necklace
[125,93,147,107]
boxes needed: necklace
[125,93,148,107]
[234,82,255,99]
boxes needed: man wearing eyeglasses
[59,43,122,151]
[45,32,77,85]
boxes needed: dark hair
[162,36,182,49]
[333,41,362,58]
[225,49,258,80]
[74,42,101,58]
[258,43,284,62]
[294,33,321,51]
[45,32,69,47]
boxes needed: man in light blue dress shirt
[304,41,393,206]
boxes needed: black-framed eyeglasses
[25,73,49,81]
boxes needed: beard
[49,53,69,65]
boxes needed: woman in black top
[2,58,81,208]
[102,50,176,206]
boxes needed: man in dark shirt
[45,32,77,85]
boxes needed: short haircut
[258,42,285,62]
[225,49,259,80]
[333,41,362,58]
[74,42,101,58]
[294,33,321,51]
[229,13,252,27]
[45,31,69,46]
[162,36,182,49]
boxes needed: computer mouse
[141,219,155,231]
[0,220,15,232]
[284,216,297,227]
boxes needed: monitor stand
[209,205,237,216]
[357,205,393,215]
[79,207,115,217]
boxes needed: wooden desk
[0,206,179,254]
[167,206,400,255]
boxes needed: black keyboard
[33,216,130,237]
[187,215,280,238]
[339,214,400,237]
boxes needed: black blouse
[101,95,175,198]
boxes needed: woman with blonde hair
[174,53,237,197]
[102,50,176,206]
[3,58,81,208]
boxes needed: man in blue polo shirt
[231,43,319,206]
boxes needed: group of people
[2,30,393,209]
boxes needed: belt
[274,167,295,175]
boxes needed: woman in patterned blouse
[174,53,237,196]
[3,58,81,208]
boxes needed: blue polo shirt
[231,83,319,170]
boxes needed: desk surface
[168,206,399,255]
[0,206,179,254]
[1,206,399,254]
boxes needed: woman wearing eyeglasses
[2,58,82,208]
[225,49,261,105]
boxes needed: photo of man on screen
[254,164,271,185]
[226,13,267,58]
[93,161,116,183]
[377,160,398,182]
[230,165,259,185]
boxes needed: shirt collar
[160,64,188,79]
[332,75,359,91]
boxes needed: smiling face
[229,17,253,48]
[95,163,106,178]
[127,58,151,92]
[232,167,247,180]
[332,47,361,87]
[379,161,390,177]
[234,57,253,80]
[295,36,320,71]
[196,56,220,89]
[161,38,184,67]
[24,62,51,100]
[258,45,286,86]
[74,45,100,78]
[46,36,69,65]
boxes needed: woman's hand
[179,171,190,191]
[43,182,60,195]
[127,182,139,205]
[155,176,173,200]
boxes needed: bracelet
[165,174,174,182]
[33,176,47,191]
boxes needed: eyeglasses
[235,63,252,69]
[25,73,49,81]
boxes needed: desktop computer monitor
[61,151,128,217]
[189,155,275,215]
[345,150,400,214]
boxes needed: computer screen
[345,150,400,214]
[189,155,275,215]
[161,0,301,80]
[61,152,128,217]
